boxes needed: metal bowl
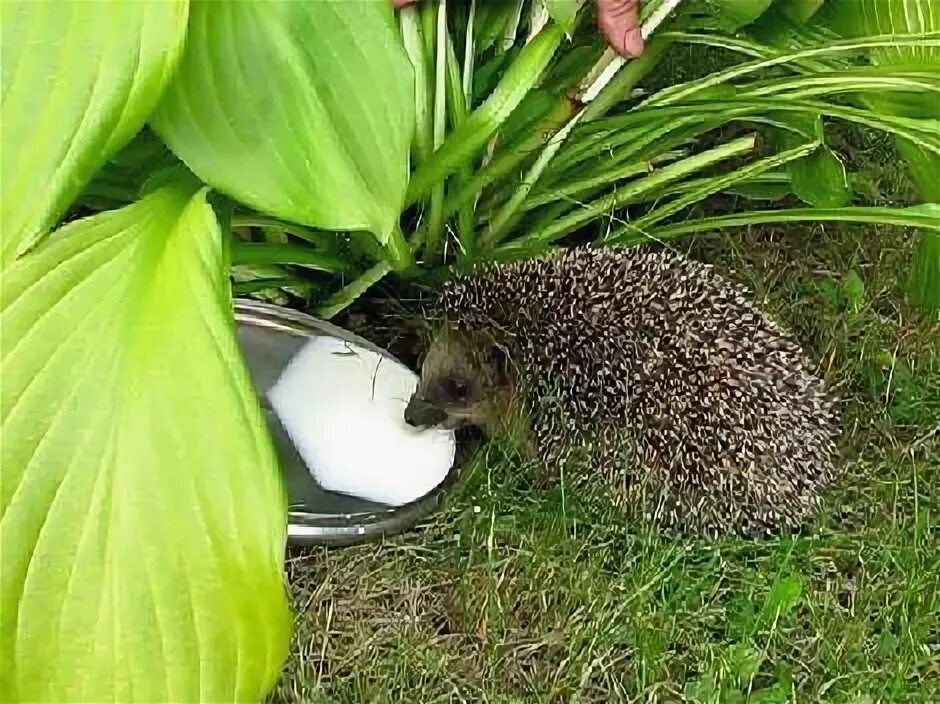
[234,298,459,547]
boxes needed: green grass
[269,220,938,703]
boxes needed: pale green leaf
[0,0,189,265]
[546,0,585,32]
[152,0,414,243]
[780,0,826,23]
[0,177,290,702]
[827,0,940,66]
[789,145,852,207]
[707,0,775,30]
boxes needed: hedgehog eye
[444,376,469,400]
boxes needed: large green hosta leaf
[152,0,414,243]
[827,0,940,66]
[0,175,290,702]
[0,0,189,265]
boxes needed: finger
[392,0,417,8]
[596,0,644,58]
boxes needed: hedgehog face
[405,326,512,431]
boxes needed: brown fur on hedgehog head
[404,322,517,432]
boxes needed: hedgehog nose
[404,397,448,427]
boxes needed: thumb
[596,0,644,58]
[392,0,417,8]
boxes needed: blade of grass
[502,0,525,51]
[738,70,940,101]
[457,0,477,253]
[482,111,587,246]
[442,93,573,219]
[463,0,477,103]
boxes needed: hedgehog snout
[404,394,448,428]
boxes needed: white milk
[267,336,456,506]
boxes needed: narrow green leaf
[627,204,940,243]
[406,22,565,205]
[615,139,819,238]
[594,99,940,157]
[0,0,189,265]
[152,1,414,244]
[643,34,940,107]
[230,242,345,273]
[0,178,290,702]
[909,231,940,313]
[523,135,757,246]
[765,575,803,620]
[526,159,661,210]
[484,111,586,246]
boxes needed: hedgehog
[402,246,840,537]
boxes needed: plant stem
[316,261,393,320]
[459,0,478,255]
[400,6,433,165]
[384,224,414,271]
[425,0,449,258]
[462,0,476,102]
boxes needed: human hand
[391,0,644,58]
